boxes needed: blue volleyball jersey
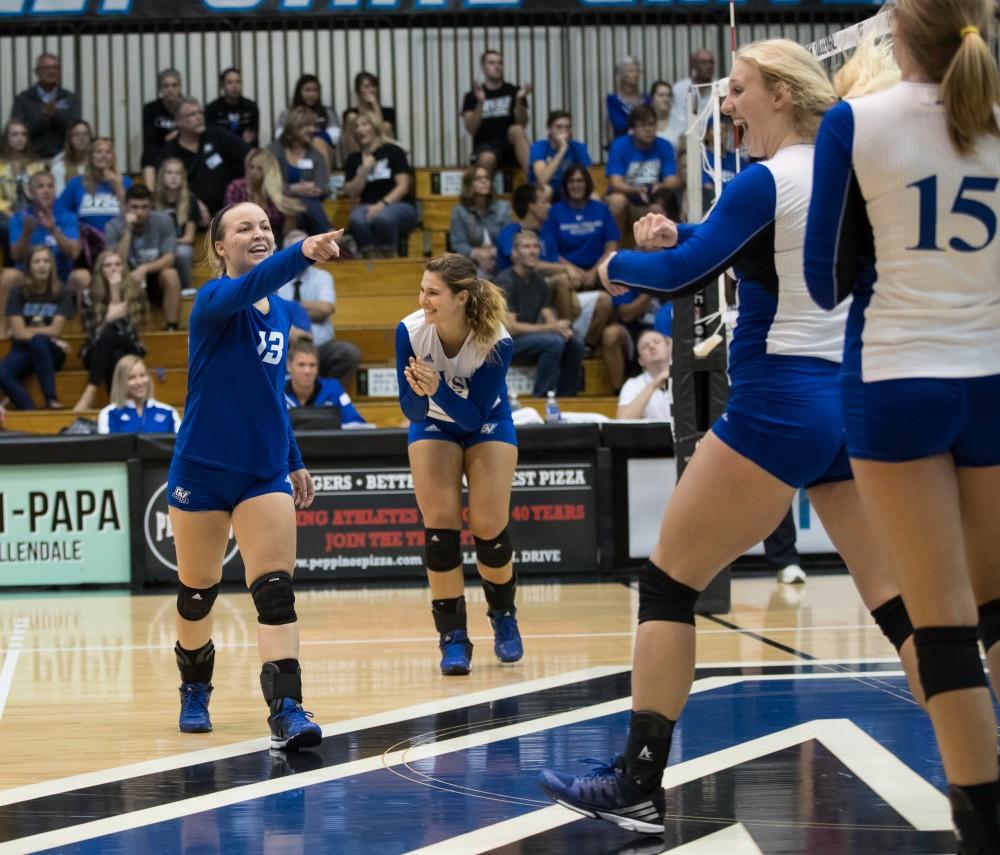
[97,398,180,434]
[172,243,309,479]
[395,309,512,431]
[607,145,849,381]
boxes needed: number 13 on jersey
[257,330,285,365]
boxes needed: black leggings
[83,329,143,390]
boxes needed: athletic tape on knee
[638,561,699,626]
[474,528,513,568]
[250,571,297,626]
[870,595,914,652]
[177,581,219,622]
[425,528,462,572]
[978,599,1000,653]
[913,626,987,702]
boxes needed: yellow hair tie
[960,25,980,38]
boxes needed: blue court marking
[43,675,945,854]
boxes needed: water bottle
[545,391,561,424]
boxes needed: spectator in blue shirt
[529,111,591,202]
[97,354,180,433]
[57,137,131,236]
[2,171,80,335]
[497,183,581,324]
[606,56,648,140]
[283,339,366,427]
[606,105,680,237]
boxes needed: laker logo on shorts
[172,486,191,505]
[481,423,497,435]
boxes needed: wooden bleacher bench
[2,396,620,435]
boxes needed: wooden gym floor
[0,574,965,853]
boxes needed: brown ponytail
[896,0,1000,155]
[424,254,508,358]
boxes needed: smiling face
[512,231,541,270]
[722,59,780,159]
[419,271,467,328]
[472,167,491,197]
[215,203,275,277]
[127,361,150,403]
[563,170,588,203]
[90,139,115,172]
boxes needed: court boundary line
[0,618,28,722]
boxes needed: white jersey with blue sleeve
[608,145,849,375]
[395,309,513,431]
[805,83,1000,381]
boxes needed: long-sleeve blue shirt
[172,243,309,479]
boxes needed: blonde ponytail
[834,34,900,99]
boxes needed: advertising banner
[142,460,597,583]
[0,0,882,22]
[0,463,131,586]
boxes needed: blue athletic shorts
[408,416,518,449]
[167,456,293,512]
[712,355,852,489]
[842,371,1000,465]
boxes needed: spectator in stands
[268,110,333,235]
[160,97,249,215]
[497,183,579,321]
[276,74,340,171]
[650,81,674,142]
[205,68,259,146]
[0,246,72,409]
[647,186,682,221]
[225,147,304,241]
[343,113,417,258]
[498,230,582,398]
[283,339,366,426]
[606,105,680,237]
[276,230,361,386]
[549,165,629,391]
[0,119,46,261]
[530,110,591,201]
[461,50,532,174]
[607,56,648,140]
[10,53,81,160]
[141,69,183,190]
[665,48,715,149]
[342,72,397,159]
[97,354,179,434]
[72,249,148,412]
[616,328,672,421]
[104,184,181,330]
[449,165,511,276]
[50,120,92,196]
[153,158,200,292]
[2,171,80,336]
[58,137,131,240]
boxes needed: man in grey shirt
[276,231,361,386]
[104,184,181,330]
[10,53,81,158]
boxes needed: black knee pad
[250,571,297,626]
[913,626,987,702]
[638,561,699,625]
[870,595,914,652]
[474,528,513,568]
[978,599,1000,653]
[177,581,219,622]
[425,528,462,572]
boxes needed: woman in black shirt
[342,114,417,258]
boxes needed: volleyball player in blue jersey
[806,1,1000,847]
[539,40,922,832]
[167,201,342,749]
[397,254,523,676]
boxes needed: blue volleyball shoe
[538,755,666,835]
[488,607,524,663]
[439,629,473,675]
[178,682,213,733]
[268,698,323,751]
